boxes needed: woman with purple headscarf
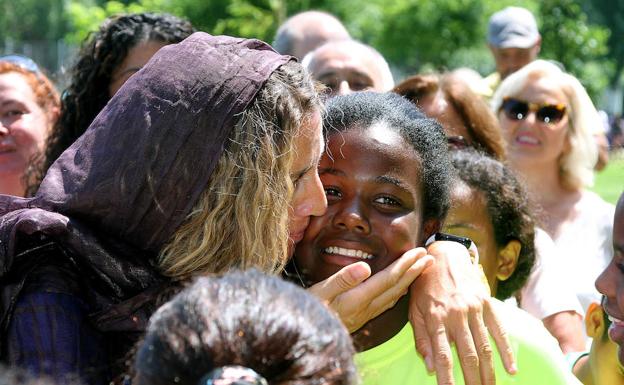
[0,33,514,385]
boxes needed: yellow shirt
[356,300,581,385]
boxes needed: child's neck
[352,295,409,351]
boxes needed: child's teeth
[324,246,374,260]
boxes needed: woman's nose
[294,171,327,218]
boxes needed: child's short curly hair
[450,150,536,300]
[323,92,452,225]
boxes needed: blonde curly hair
[158,61,321,279]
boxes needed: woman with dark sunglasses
[491,59,615,330]
[0,56,59,196]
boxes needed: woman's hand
[410,241,517,385]
[308,248,433,332]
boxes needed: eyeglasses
[501,97,567,124]
[0,54,42,78]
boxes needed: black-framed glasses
[0,54,42,77]
[501,97,567,124]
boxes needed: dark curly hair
[132,270,357,385]
[323,92,452,225]
[26,12,194,195]
[450,150,536,300]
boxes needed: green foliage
[65,0,167,44]
[335,0,484,74]
[0,0,66,42]
[2,0,618,105]
[585,0,624,87]
[591,153,624,205]
[539,0,611,101]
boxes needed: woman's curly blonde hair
[158,61,321,279]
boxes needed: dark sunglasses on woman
[501,97,567,124]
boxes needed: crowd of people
[0,5,621,385]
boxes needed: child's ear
[421,219,441,242]
[585,302,605,339]
[496,240,521,281]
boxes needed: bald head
[303,40,394,97]
[273,11,350,59]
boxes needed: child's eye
[324,187,342,200]
[373,196,401,206]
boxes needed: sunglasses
[0,54,42,78]
[501,98,567,124]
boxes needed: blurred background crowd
[2,0,623,204]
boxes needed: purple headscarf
[0,33,292,337]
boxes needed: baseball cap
[488,7,539,49]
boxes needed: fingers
[429,319,455,385]
[352,248,428,303]
[410,311,434,372]
[307,261,371,303]
[367,255,433,319]
[483,299,517,375]
[453,315,481,385]
[468,311,495,385]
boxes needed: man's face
[595,194,624,368]
[489,44,540,79]
[307,45,386,97]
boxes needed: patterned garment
[7,290,110,385]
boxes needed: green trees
[1,0,620,105]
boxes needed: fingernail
[508,362,518,374]
[349,263,369,282]
[425,356,434,372]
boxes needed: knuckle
[469,301,483,313]
[504,346,515,358]
[415,337,429,351]
[460,353,480,368]
[435,351,453,368]
[478,344,494,359]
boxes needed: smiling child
[443,149,535,300]
[292,92,581,385]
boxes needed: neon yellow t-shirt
[355,300,581,385]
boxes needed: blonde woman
[0,33,513,385]
[492,60,614,316]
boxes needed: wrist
[425,233,479,265]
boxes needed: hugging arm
[410,241,516,385]
[308,241,516,385]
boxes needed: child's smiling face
[294,123,428,285]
